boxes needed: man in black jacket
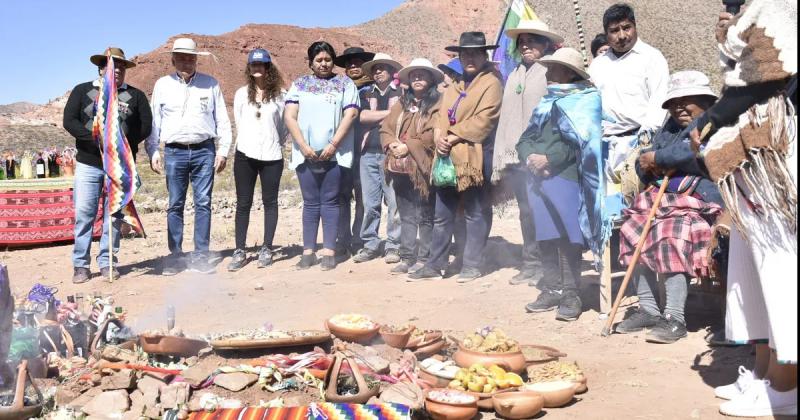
[62,47,152,284]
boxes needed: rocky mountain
[1,0,723,150]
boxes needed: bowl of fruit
[447,364,524,410]
[453,327,527,374]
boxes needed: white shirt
[145,72,232,160]
[233,86,287,161]
[589,39,670,136]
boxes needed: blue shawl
[526,82,609,267]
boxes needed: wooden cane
[601,173,671,337]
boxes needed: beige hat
[362,53,401,75]
[537,48,590,80]
[90,47,136,69]
[661,70,718,109]
[505,20,564,44]
[170,38,211,56]
[398,58,445,85]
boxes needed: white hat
[661,70,718,109]
[537,48,590,81]
[362,53,402,75]
[398,58,445,85]
[170,38,211,56]
[505,20,564,44]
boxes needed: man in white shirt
[146,38,232,275]
[589,3,670,180]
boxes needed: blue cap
[437,58,463,77]
[248,48,272,64]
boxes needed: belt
[165,139,213,150]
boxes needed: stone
[136,375,163,397]
[101,370,136,390]
[129,390,144,412]
[144,370,175,383]
[66,387,102,411]
[214,372,257,392]
[55,388,81,406]
[160,383,189,409]
[100,345,141,363]
[143,404,162,419]
[181,359,217,387]
[81,390,131,417]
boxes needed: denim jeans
[338,165,364,250]
[359,152,400,252]
[72,162,121,269]
[392,175,434,264]
[297,162,341,251]
[635,266,689,324]
[164,142,215,258]
[426,183,492,271]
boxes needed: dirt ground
[0,205,787,420]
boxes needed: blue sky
[0,0,404,105]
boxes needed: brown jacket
[436,65,503,191]
[380,99,441,198]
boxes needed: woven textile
[186,403,411,420]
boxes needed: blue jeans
[338,165,364,250]
[164,142,215,258]
[425,183,492,271]
[359,152,400,252]
[297,162,341,251]
[72,162,121,269]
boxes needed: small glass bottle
[166,305,176,331]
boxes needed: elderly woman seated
[615,71,723,343]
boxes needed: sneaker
[162,256,184,276]
[509,270,535,285]
[614,308,661,334]
[715,366,757,400]
[72,267,91,284]
[228,249,247,272]
[257,246,273,268]
[456,267,482,283]
[320,255,336,271]
[705,328,735,347]
[99,266,120,281]
[719,380,797,417]
[555,292,582,321]
[390,260,414,274]
[407,267,442,282]
[188,256,216,275]
[646,315,687,344]
[384,249,401,264]
[525,290,562,313]
[352,248,380,263]
[409,261,425,273]
[296,254,318,270]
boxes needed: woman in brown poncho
[380,59,444,274]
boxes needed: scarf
[380,100,440,198]
[526,82,609,266]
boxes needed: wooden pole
[573,0,588,66]
[601,174,671,337]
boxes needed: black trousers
[392,175,435,264]
[233,151,283,250]
[538,238,582,294]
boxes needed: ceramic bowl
[452,345,527,374]
[573,374,588,394]
[325,319,380,344]
[424,389,479,420]
[465,387,518,410]
[138,335,209,358]
[379,325,416,348]
[414,338,448,358]
[406,330,443,349]
[419,367,454,388]
[492,391,545,419]
[522,381,576,408]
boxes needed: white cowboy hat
[170,38,211,56]
[505,20,564,44]
[537,48,590,80]
[398,58,445,85]
[661,70,718,109]
[362,53,402,75]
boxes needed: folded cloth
[186,403,412,420]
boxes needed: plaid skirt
[619,190,722,277]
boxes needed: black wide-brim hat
[445,31,499,52]
[333,47,376,68]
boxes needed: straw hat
[170,38,211,56]
[445,32,499,52]
[505,20,564,44]
[661,70,718,109]
[398,58,445,85]
[537,48,590,80]
[90,47,136,69]
[361,53,402,75]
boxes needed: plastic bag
[432,156,456,187]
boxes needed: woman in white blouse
[228,48,288,272]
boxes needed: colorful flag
[492,0,539,82]
[92,53,146,237]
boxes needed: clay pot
[379,325,415,348]
[138,334,208,358]
[325,320,380,344]
[406,330,443,349]
[573,374,588,394]
[466,387,518,410]
[324,352,380,404]
[424,389,479,420]
[418,367,453,389]
[452,345,527,374]
[522,381,576,408]
[492,391,545,419]
[0,360,44,420]
[413,338,448,358]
